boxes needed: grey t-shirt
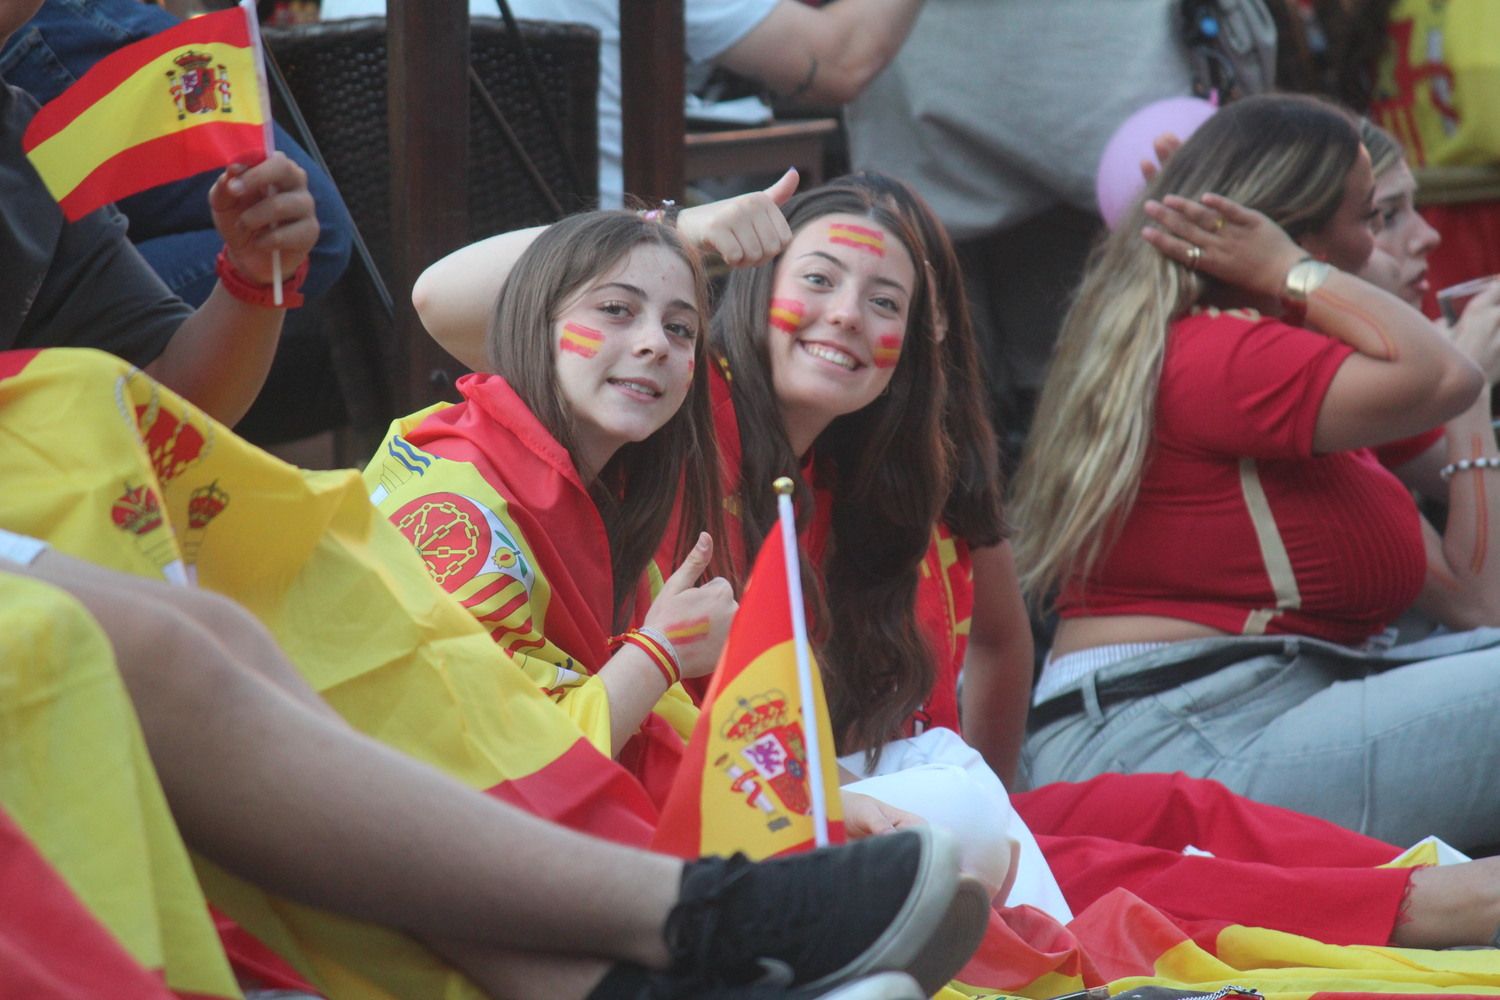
[845,0,1195,240]
[0,82,187,363]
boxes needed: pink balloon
[1096,96,1218,229]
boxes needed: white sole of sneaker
[805,826,988,997]
[816,971,925,1000]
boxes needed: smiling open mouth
[607,377,663,397]
[801,342,859,371]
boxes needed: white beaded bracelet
[1439,456,1500,481]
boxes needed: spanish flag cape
[365,372,697,807]
[0,570,238,999]
[0,348,658,999]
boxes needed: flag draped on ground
[21,4,266,220]
[0,348,658,999]
[653,516,844,859]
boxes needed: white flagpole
[772,476,829,847]
[240,0,283,305]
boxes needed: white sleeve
[0,529,48,567]
[684,0,780,65]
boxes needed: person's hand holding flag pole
[22,0,312,307]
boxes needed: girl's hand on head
[643,532,737,680]
[1447,281,1500,384]
[676,168,799,267]
[1141,192,1305,299]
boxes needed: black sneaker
[665,826,988,996]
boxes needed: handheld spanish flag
[21,1,270,223]
[653,478,844,859]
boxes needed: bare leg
[15,552,679,969]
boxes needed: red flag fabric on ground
[654,517,844,859]
[21,5,267,220]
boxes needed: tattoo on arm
[781,56,819,101]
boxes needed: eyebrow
[795,250,911,295]
[596,281,695,314]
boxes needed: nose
[1411,212,1441,257]
[824,284,863,331]
[632,314,672,358]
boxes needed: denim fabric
[0,0,353,305]
[1021,629,1500,850]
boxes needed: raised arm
[1408,283,1500,627]
[416,170,800,373]
[1143,192,1482,453]
[957,542,1034,788]
[717,0,926,104]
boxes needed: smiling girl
[364,211,734,804]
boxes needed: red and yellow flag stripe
[769,298,806,333]
[22,7,265,220]
[828,222,886,256]
[560,322,605,359]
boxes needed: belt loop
[1080,669,1105,723]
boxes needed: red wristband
[610,627,681,686]
[215,246,308,309]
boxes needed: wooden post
[619,0,684,204]
[388,0,469,410]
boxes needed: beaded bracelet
[611,625,681,686]
[214,246,308,309]
[1439,456,1500,481]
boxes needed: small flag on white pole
[772,476,829,847]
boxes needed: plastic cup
[1437,275,1500,325]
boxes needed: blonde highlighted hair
[1012,94,1362,606]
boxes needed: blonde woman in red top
[1014,94,1500,851]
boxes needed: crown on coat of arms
[173,50,214,72]
[720,691,791,742]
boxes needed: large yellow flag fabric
[653,516,845,859]
[21,5,267,220]
[0,348,657,999]
[0,571,239,999]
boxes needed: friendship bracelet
[214,246,308,309]
[1440,456,1500,481]
[611,626,681,686]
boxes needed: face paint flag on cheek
[873,335,902,369]
[827,223,886,257]
[769,298,806,334]
[560,322,604,359]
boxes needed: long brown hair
[711,184,947,756]
[829,171,1008,548]
[1012,93,1362,607]
[487,211,722,623]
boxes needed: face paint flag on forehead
[827,222,886,257]
[560,322,604,359]
[21,2,270,221]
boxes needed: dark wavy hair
[487,211,722,624]
[710,183,947,757]
[829,172,1008,549]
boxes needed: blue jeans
[1021,629,1500,850]
[0,0,354,306]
